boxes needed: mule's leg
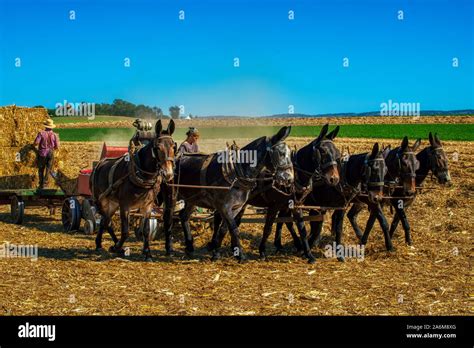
[389,209,401,238]
[308,210,323,248]
[374,205,393,251]
[258,208,279,260]
[359,209,377,246]
[332,209,346,262]
[274,210,302,253]
[141,211,155,261]
[293,209,316,264]
[347,203,364,240]
[219,207,246,262]
[274,219,284,253]
[285,212,303,252]
[95,216,107,250]
[110,207,129,255]
[395,205,411,245]
[213,206,246,255]
[208,212,223,252]
[179,203,195,256]
[162,185,175,255]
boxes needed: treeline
[43,99,194,119]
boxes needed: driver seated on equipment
[130,118,154,150]
[177,127,200,155]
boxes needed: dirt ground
[0,136,472,316]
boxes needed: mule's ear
[401,136,409,150]
[167,119,175,135]
[429,132,435,146]
[371,142,380,158]
[382,146,391,159]
[413,138,421,151]
[271,126,291,144]
[326,126,340,140]
[155,120,163,135]
[314,124,329,143]
[434,133,442,146]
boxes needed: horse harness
[92,135,174,202]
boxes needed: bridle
[395,150,418,179]
[361,156,386,190]
[427,146,448,176]
[224,139,292,190]
[130,134,175,188]
[293,139,339,183]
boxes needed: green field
[56,123,474,142]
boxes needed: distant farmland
[56,124,474,142]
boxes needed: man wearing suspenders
[34,119,60,189]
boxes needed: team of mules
[90,121,451,262]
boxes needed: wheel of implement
[81,199,96,234]
[10,196,25,225]
[62,197,81,232]
[83,219,95,235]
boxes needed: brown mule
[91,120,176,261]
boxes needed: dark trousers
[38,151,54,188]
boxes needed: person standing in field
[178,127,200,155]
[34,119,60,189]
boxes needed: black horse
[211,124,341,264]
[346,136,421,248]
[387,132,451,243]
[174,126,294,262]
[281,142,389,260]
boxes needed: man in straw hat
[34,118,60,189]
[177,127,200,155]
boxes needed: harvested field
[0,137,471,316]
[56,115,474,129]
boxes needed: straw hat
[186,127,199,137]
[43,119,56,129]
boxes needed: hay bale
[0,105,71,190]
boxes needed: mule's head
[363,143,387,203]
[154,120,176,182]
[428,132,451,185]
[312,124,341,186]
[265,126,294,188]
[395,136,420,195]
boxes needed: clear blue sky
[0,0,472,116]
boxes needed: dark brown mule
[385,133,450,244]
[91,120,176,260]
[347,136,421,248]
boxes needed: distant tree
[112,99,136,116]
[152,107,163,119]
[169,105,181,119]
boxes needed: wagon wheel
[62,197,81,232]
[83,219,95,235]
[10,196,25,225]
[135,218,160,241]
[81,199,96,235]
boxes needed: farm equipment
[60,143,129,234]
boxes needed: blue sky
[0,0,472,116]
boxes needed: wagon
[0,188,65,225]
[60,143,130,234]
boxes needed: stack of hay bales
[0,105,72,191]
